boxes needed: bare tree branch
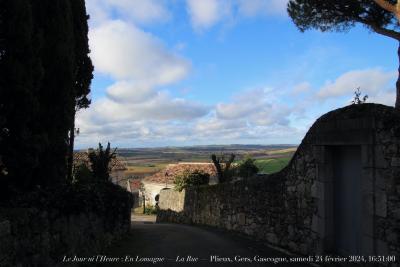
[373,0,400,20]
[356,17,400,40]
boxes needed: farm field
[255,157,292,174]
[118,145,297,178]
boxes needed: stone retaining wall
[0,208,130,266]
[157,104,400,266]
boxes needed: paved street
[102,215,311,267]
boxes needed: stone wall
[157,104,400,265]
[0,207,130,266]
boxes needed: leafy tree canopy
[288,0,399,40]
[88,143,116,183]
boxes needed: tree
[288,0,400,108]
[211,153,235,183]
[0,0,43,198]
[0,0,93,199]
[88,143,117,183]
[67,0,94,182]
[237,156,259,179]
[173,170,210,192]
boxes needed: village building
[127,163,217,207]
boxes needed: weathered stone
[392,208,400,220]
[376,240,389,256]
[360,235,374,255]
[0,221,10,237]
[266,233,278,244]
[386,230,397,244]
[288,241,298,251]
[375,189,387,218]
[157,104,400,259]
[391,157,400,167]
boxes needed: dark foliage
[88,143,117,183]
[288,0,397,34]
[0,0,93,200]
[73,163,93,184]
[351,87,368,104]
[211,153,235,183]
[287,0,400,108]
[237,156,259,179]
[174,170,210,192]
[67,0,94,182]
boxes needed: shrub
[144,205,157,215]
[351,87,368,105]
[73,163,93,184]
[237,156,259,179]
[88,142,116,183]
[174,170,210,192]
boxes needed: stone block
[391,157,400,167]
[376,240,389,256]
[361,173,374,194]
[313,146,325,164]
[375,169,387,190]
[288,241,298,252]
[362,145,373,167]
[266,233,278,244]
[311,215,325,237]
[386,230,397,244]
[238,213,246,226]
[392,208,400,220]
[363,193,374,216]
[374,147,389,168]
[361,213,373,237]
[0,221,10,237]
[375,190,387,218]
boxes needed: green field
[255,157,292,174]
[117,145,297,178]
[125,163,168,178]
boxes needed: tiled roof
[143,163,217,185]
[128,178,142,192]
[73,152,127,171]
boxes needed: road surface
[103,215,311,267]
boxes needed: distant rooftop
[73,151,127,171]
[143,163,217,185]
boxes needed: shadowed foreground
[104,217,311,267]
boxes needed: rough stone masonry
[157,104,400,266]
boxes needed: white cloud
[369,91,396,106]
[186,0,232,30]
[292,82,311,95]
[86,0,170,26]
[317,68,396,99]
[77,10,205,147]
[216,88,291,126]
[78,93,208,124]
[237,0,289,17]
[89,20,190,85]
[76,94,210,146]
[185,0,288,31]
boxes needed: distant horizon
[75,143,299,151]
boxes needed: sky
[75,0,398,149]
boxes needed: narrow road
[104,215,312,267]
